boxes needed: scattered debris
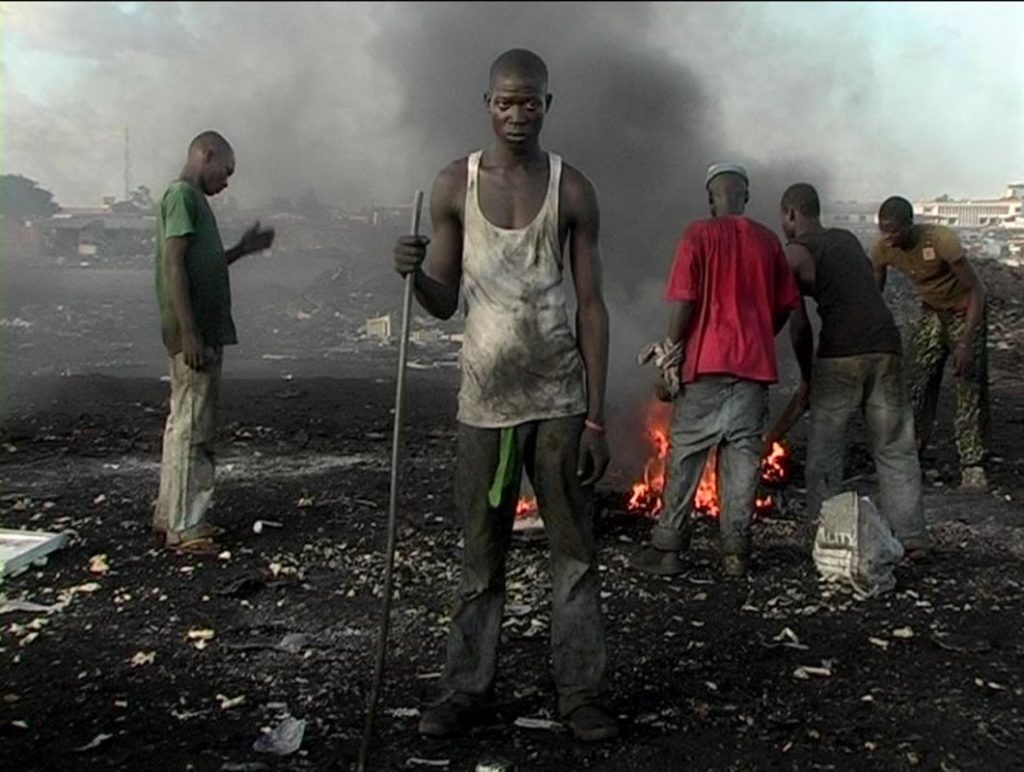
[187,628,215,650]
[252,716,306,756]
[0,599,64,615]
[0,528,70,577]
[793,665,833,680]
[513,716,563,731]
[407,758,450,768]
[73,733,113,752]
[930,634,992,654]
[88,554,110,574]
[217,575,266,599]
[130,651,156,667]
[388,707,421,718]
[217,694,246,710]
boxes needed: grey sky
[2,1,1021,208]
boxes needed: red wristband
[585,419,606,434]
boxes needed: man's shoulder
[162,179,197,203]
[924,223,957,240]
[868,238,889,263]
[924,224,962,255]
[825,225,858,242]
[683,217,715,237]
[739,217,784,251]
[824,227,868,253]
[558,159,598,214]
[436,157,469,185]
[433,157,470,210]
[559,158,592,186]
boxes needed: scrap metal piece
[1,529,70,577]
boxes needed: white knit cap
[705,162,749,189]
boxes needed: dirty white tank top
[457,150,587,428]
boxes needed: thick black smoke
[372,3,827,472]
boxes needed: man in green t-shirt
[153,131,274,553]
[871,196,989,492]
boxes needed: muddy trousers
[909,305,990,469]
[651,377,767,558]
[153,349,223,537]
[806,353,928,549]
[439,416,607,717]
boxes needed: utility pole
[124,127,133,200]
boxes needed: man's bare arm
[394,162,464,320]
[226,221,275,265]
[950,257,986,344]
[566,166,609,426]
[566,165,610,486]
[949,256,987,375]
[668,300,696,344]
[873,261,887,291]
[784,243,816,294]
[164,235,205,369]
[789,297,814,385]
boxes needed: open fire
[514,401,790,520]
[626,402,790,518]
[516,496,537,517]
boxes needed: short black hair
[489,48,548,89]
[188,130,232,156]
[780,183,821,217]
[878,196,913,225]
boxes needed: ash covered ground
[2,229,1023,771]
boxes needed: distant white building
[914,184,1024,230]
[822,200,878,228]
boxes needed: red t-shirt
[664,215,800,384]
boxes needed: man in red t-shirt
[632,163,800,578]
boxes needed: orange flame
[516,496,537,517]
[626,404,789,518]
[627,425,670,516]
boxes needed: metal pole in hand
[357,189,425,772]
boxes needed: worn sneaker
[630,545,687,576]
[418,695,478,738]
[901,536,932,563]
[721,554,749,578]
[959,466,988,492]
[566,704,619,742]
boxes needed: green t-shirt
[155,180,237,353]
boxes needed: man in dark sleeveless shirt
[776,183,929,558]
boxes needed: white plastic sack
[812,491,904,598]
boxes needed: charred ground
[1,252,1023,771]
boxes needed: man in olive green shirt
[871,196,989,492]
[153,131,274,552]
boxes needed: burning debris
[624,400,791,519]
[511,401,792,524]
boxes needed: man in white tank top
[392,49,617,742]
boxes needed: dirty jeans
[909,305,990,469]
[153,348,223,537]
[651,377,767,558]
[439,415,606,717]
[806,353,928,548]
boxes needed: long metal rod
[358,190,424,772]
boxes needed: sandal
[167,536,222,555]
[160,523,225,544]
